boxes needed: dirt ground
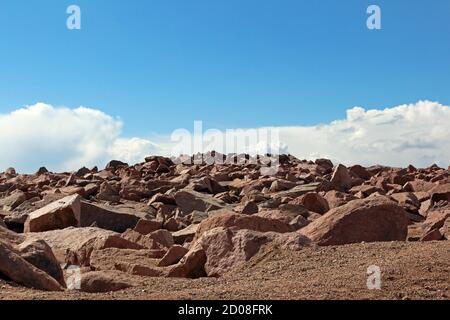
[0,241,449,300]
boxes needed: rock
[148,229,174,248]
[440,218,450,239]
[90,248,165,277]
[78,201,142,233]
[0,217,6,228]
[0,241,63,291]
[255,209,304,224]
[192,227,311,277]
[194,213,291,241]
[239,201,259,215]
[18,239,66,287]
[420,228,443,241]
[430,184,450,205]
[96,181,120,203]
[421,209,450,235]
[350,185,383,198]
[289,215,310,230]
[323,190,357,209]
[403,180,436,193]
[172,224,199,245]
[278,203,310,216]
[315,159,334,172]
[154,203,177,219]
[148,193,176,206]
[0,190,27,211]
[0,224,23,244]
[191,210,208,224]
[78,271,135,293]
[24,194,80,232]
[158,245,189,267]
[198,227,271,277]
[105,160,128,170]
[348,165,371,180]
[0,183,12,193]
[419,199,432,217]
[121,229,159,249]
[269,180,297,192]
[25,227,143,266]
[174,190,227,215]
[84,183,100,197]
[389,171,414,186]
[74,167,90,177]
[290,192,329,214]
[330,164,352,191]
[300,196,409,246]
[189,176,226,194]
[167,242,207,278]
[391,192,421,213]
[156,164,170,173]
[36,167,49,175]
[5,167,16,175]
[163,217,179,232]
[134,219,163,235]
[271,183,321,199]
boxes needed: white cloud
[1,100,449,173]
[277,100,450,167]
[0,103,162,173]
[107,138,162,165]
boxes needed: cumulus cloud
[277,100,450,167]
[1,100,449,173]
[0,103,162,173]
[107,138,162,164]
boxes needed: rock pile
[0,153,449,293]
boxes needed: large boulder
[90,248,165,277]
[330,164,352,191]
[174,190,227,215]
[96,181,120,203]
[158,245,189,267]
[0,241,63,291]
[167,242,207,278]
[24,195,145,233]
[18,239,66,287]
[430,184,450,205]
[24,194,80,232]
[78,201,143,232]
[348,165,371,180]
[0,224,24,244]
[391,192,421,214]
[121,229,161,249]
[134,219,163,235]
[188,176,226,194]
[421,208,450,236]
[105,160,128,170]
[25,227,143,266]
[323,190,357,209]
[290,192,329,214]
[403,180,436,193]
[187,227,311,277]
[300,196,409,246]
[194,213,291,241]
[78,271,136,293]
[0,190,27,211]
[172,224,199,245]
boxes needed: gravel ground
[0,241,449,300]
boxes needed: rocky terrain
[0,153,449,299]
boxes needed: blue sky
[1,0,449,138]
